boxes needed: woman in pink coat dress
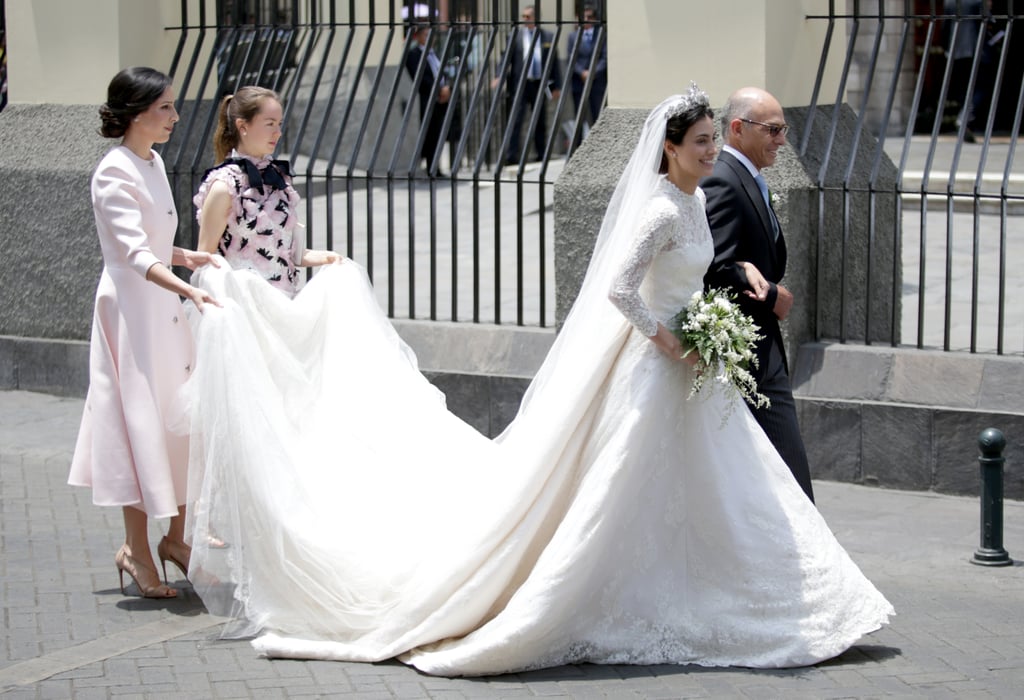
[69,67,218,599]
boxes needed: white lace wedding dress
[183,175,892,676]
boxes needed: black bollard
[970,428,1013,567]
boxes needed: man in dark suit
[567,4,607,129]
[701,86,814,502]
[500,5,561,164]
[404,22,452,174]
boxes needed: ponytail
[213,94,237,163]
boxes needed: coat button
[185,364,191,372]
[172,316,178,323]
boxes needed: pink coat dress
[68,146,193,518]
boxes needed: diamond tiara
[666,82,710,120]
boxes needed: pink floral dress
[194,150,306,297]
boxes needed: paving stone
[2,389,1024,698]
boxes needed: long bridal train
[182,258,892,676]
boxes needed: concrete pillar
[0,0,186,348]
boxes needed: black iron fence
[1,0,8,113]
[164,1,1022,353]
[164,0,607,327]
[806,0,1023,355]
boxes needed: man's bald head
[720,87,787,170]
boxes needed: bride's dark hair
[659,102,715,174]
[98,67,172,138]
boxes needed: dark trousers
[571,74,605,125]
[418,102,448,170]
[749,337,815,502]
[507,79,547,163]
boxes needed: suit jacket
[505,27,561,92]
[567,26,607,85]
[701,150,788,378]
[405,42,444,118]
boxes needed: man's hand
[774,284,794,320]
[438,85,451,104]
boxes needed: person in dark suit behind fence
[497,5,561,164]
[405,22,452,174]
[567,4,607,129]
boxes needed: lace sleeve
[608,198,677,336]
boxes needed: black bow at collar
[207,157,293,192]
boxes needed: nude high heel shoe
[115,545,177,598]
[157,536,191,584]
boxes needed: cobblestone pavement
[1,389,1022,699]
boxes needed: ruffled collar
[208,149,293,191]
[228,149,282,171]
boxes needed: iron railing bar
[474,28,515,178]
[844,9,884,344]
[828,10,859,341]
[800,0,835,156]
[298,24,337,265]
[894,12,934,188]
[279,25,315,121]
[344,28,394,279]
[449,26,487,169]
[324,26,374,256]
[560,20,587,158]
[166,0,190,80]
[432,26,471,177]
[319,29,358,246]
[815,14,857,187]
[891,191,902,348]
[178,25,236,177]
[869,13,910,184]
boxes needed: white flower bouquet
[671,288,770,415]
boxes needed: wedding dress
[183,93,892,676]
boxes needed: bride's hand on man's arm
[739,261,769,301]
[651,323,698,366]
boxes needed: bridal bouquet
[671,288,770,414]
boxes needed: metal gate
[806,0,1023,354]
[164,0,607,328]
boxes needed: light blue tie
[754,173,780,240]
[527,31,541,79]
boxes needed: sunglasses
[739,118,790,138]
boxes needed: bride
[183,84,893,676]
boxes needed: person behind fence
[943,0,1002,141]
[192,86,342,297]
[404,21,455,175]
[182,83,892,676]
[68,66,220,600]
[567,3,607,133]
[701,86,815,503]
[497,4,562,164]
[942,0,984,139]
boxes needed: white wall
[6,0,197,104]
[605,0,847,109]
